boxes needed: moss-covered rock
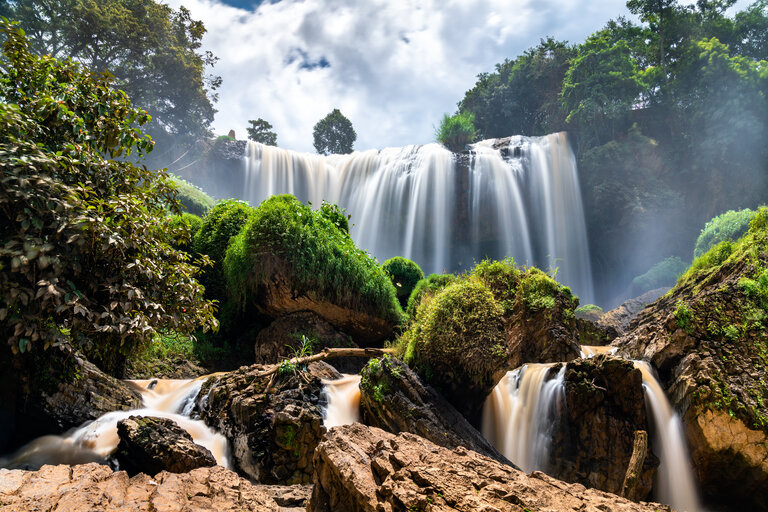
[405,273,458,318]
[471,258,519,313]
[170,176,215,216]
[224,195,404,344]
[694,208,756,259]
[382,257,424,309]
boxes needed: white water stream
[0,376,230,471]
[321,374,362,428]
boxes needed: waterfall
[240,133,593,302]
[481,364,566,473]
[635,361,700,512]
[0,377,230,471]
[321,374,362,428]
[579,345,618,358]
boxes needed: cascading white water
[321,374,362,428]
[241,133,593,302]
[482,363,566,473]
[579,345,618,358]
[0,376,230,471]
[635,361,700,512]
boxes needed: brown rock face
[358,355,509,465]
[115,416,216,476]
[549,355,657,499]
[602,287,669,334]
[308,423,671,512]
[196,362,328,484]
[0,463,279,511]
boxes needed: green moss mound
[405,273,459,317]
[471,258,520,313]
[520,267,573,312]
[694,208,756,259]
[575,304,603,315]
[630,256,689,297]
[383,257,425,309]
[224,195,403,325]
[165,213,203,252]
[401,279,505,391]
[170,176,215,217]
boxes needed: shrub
[319,200,350,234]
[224,195,403,324]
[170,176,215,216]
[165,213,203,252]
[435,111,477,152]
[519,267,564,311]
[630,256,689,296]
[406,273,459,317]
[382,257,425,309]
[471,258,520,314]
[694,209,756,259]
[575,304,603,315]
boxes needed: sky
[160,0,710,153]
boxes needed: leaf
[18,338,29,353]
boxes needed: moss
[224,195,404,325]
[360,357,390,403]
[170,176,215,217]
[519,267,562,312]
[406,273,459,318]
[674,300,694,334]
[383,257,425,309]
[575,304,603,315]
[471,258,519,314]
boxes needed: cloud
[165,0,636,152]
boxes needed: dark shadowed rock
[602,287,669,334]
[115,416,216,476]
[308,423,672,512]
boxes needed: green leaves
[312,109,356,155]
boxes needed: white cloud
[165,0,636,152]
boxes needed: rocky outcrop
[358,355,509,465]
[196,361,331,484]
[309,423,671,512]
[0,463,280,511]
[550,355,657,499]
[115,416,216,476]
[603,287,668,334]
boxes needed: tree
[312,109,356,155]
[627,0,678,74]
[0,20,217,372]
[246,118,278,146]
[2,0,220,143]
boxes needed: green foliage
[128,330,225,376]
[165,213,203,253]
[3,0,220,142]
[405,273,459,318]
[169,176,215,217]
[382,257,425,309]
[319,200,350,234]
[694,209,756,259]
[630,256,690,296]
[688,240,734,275]
[674,300,694,334]
[740,269,768,310]
[224,195,403,324]
[471,258,520,314]
[0,21,216,370]
[519,267,562,312]
[312,108,356,155]
[246,118,277,146]
[575,304,604,315]
[435,111,477,151]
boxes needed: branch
[256,347,395,378]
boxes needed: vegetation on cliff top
[383,257,424,310]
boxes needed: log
[255,347,394,378]
[621,430,648,501]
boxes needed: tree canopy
[0,19,216,371]
[246,118,278,146]
[312,108,356,155]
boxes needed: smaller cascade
[579,345,618,358]
[482,364,565,473]
[321,374,362,428]
[635,361,700,512]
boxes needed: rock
[602,287,669,334]
[576,316,619,346]
[211,137,247,160]
[549,355,657,499]
[115,416,216,475]
[254,311,364,374]
[196,362,329,484]
[0,463,280,511]
[308,423,671,512]
[359,355,510,465]
[259,484,313,508]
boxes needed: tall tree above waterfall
[247,118,278,146]
[2,0,221,144]
[313,109,357,155]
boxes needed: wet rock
[603,287,669,334]
[550,355,657,499]
[359,355,510,465]
[308,423,672,512]
[196,362,330,484]
[115,416,216,476]
[0,463,280,511]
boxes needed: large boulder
[358,355,509,465]
[114,416,216,476]
[616,210,768,508]
[196,361,333,484]
[308,423,671,512]
[0,463,280,511]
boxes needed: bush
[319,200,350,234]
[630,256,689,296]
[694,209,756,259]
[224,195,403,324]
[575,304,603,315]
[519,267,565,312]
[382,257,425,309]
[435,111,477,152]
[170,176,215,216]
[165,213,203,252]
[471,258,520,314]
[406,273,459,317]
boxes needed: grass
[169,176,216,216]
[435,111,477,152]
[128,330,226,376]
[694,208,756,259]
[383,256,425,309]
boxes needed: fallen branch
[256,347,395,378]
[621,430,648,501]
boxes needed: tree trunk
[255,347,394,378]
[621,430,648,501]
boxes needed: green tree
[246,118,277,146]
[627,0,678,73]
[0,20,216,371]
[2,0,220,143]
[312,108,356,155]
